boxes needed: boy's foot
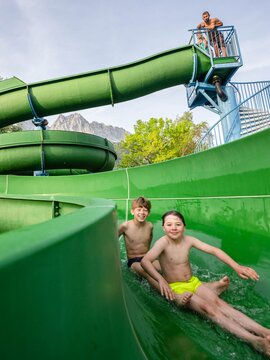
[175,292,193,306]
[205,276,230,295]
[252,335,270,357]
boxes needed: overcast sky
[1,0,269,131]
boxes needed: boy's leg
[174,292,193,306]
[221,46,227,57]
[218,297,270,338]
[204,275,230,295]
[196,284,270,338]
[130,262,161,293]
[219,33,227,57]
[186,291,270,356]
[172,277,228,306]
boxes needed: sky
[0,0,269,132]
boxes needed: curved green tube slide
[0,44,234,127]
[0,130,116,174]
[0,45,269,359]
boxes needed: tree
[0,124,23,134]
[117,112,208,168]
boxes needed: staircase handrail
[195,82,270,152]
[231,80,270,104]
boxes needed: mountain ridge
[50,113,129,143]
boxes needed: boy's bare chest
[125,225,151,243]
[165,242,190,264]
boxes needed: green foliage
[117,112,208,168]
[0,124,23,134]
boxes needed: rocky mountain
[19,120,36,131]
[50,113,129,143]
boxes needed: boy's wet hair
[161,210,186,226]
[132,196,151,212]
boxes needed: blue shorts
[127,256,144,268]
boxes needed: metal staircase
[240,107,270,136]
[194,81,270,152]
[186,27,270,153]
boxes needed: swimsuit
[127,256,144,268]
[169,276,202,295]
[208,30,225,47]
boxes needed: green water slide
[0,130,116,174]
[0,44,234,127]
[0,44,269,359]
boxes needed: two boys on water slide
[118,196,270,357]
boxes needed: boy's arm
[118,222,127,237]
[190,237,259,281]
[150,223,153,241]
[141,239,175,301]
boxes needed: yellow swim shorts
[169,276,202,295]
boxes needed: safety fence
[191,26,241,61]
[195,81,270,152]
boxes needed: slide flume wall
[0,196,147,359]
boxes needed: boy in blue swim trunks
[118,196,161,291]
[141,210,270,356]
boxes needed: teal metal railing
[188,26,242,86]
[191,26,241,59]
[195,81,270,152]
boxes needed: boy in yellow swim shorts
[141,211,270,357]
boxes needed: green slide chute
[0,130,116,174]
[0,45,228,127]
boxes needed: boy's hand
[236,265,260,281]
[158,278,175,301]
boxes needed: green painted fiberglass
[0,45,230,127]
[0,130,117,174]
[0,44,269,360]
